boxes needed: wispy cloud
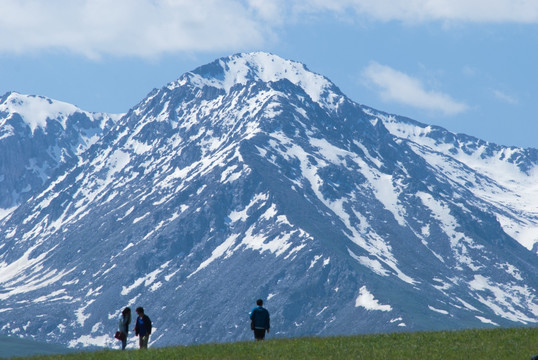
[492,89,518,104]
[293,0,538,23]
[1,0,537,59]
[362,62,468,115]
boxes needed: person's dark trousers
[254,329,266,340]
[139,335,149,349]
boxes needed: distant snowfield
[0,92,80,133]
[0,92,123,135]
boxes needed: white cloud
[246,0,287,23]
[1,0,537,59]
[293,0,538,23]
[362,62,468,115]
[0,0,272,59]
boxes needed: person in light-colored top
[118,307,131,350]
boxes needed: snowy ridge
[0,91,121,211]
[0,92,81,133]
[0,92,119,134]
[376,111,538,252]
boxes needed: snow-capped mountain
[0,53,536,349]
[378,114,538,254]
[0,92,119,216]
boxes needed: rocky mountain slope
[0,53,536,349]
[0,92,119,215]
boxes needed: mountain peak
[176,52,343,111]
[0,92,82,133]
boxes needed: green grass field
[18,327,538,360]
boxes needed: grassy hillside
[19,327,538,360]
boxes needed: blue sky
[1,0,537,148]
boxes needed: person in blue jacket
[134,307,152,349]
[249,299,270,340]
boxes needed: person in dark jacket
[134,307,152,349]
[249,299,270,340]
[118,307,131,350]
